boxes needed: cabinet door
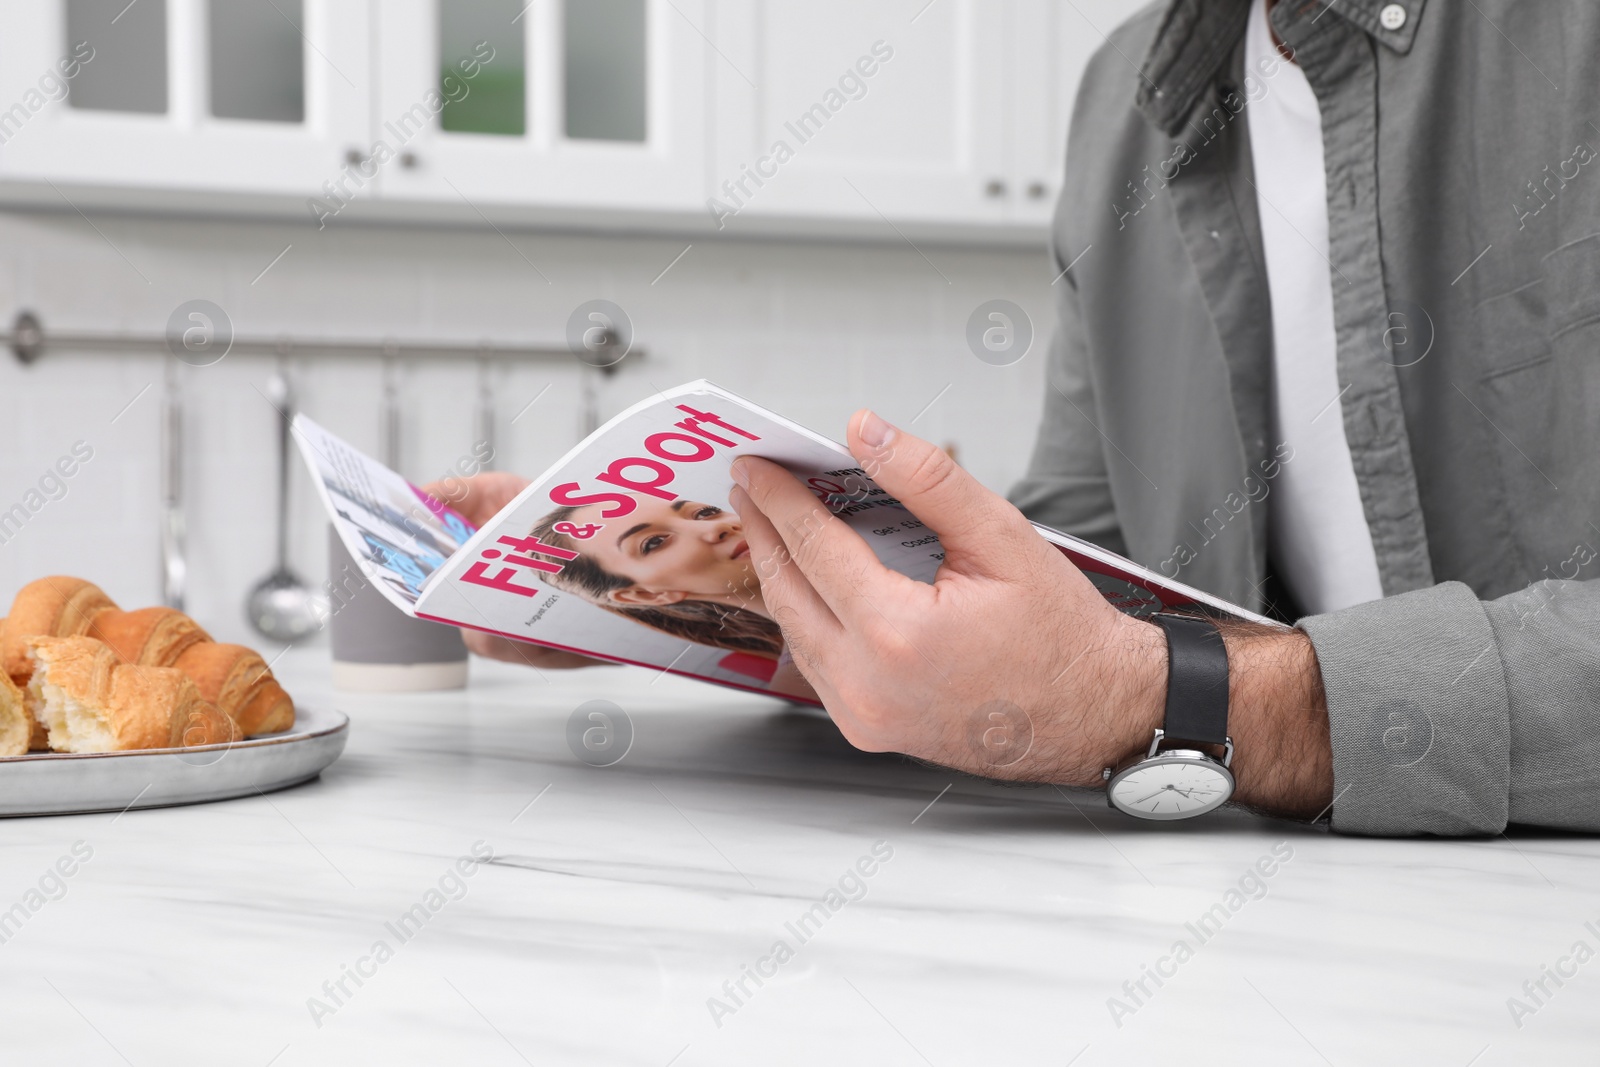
[1009,0,1151,229]
[373,0,709,212]
[0,0,371,199]
[712,0,1009,232]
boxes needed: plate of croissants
[0,576,347,817]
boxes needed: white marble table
[3,649,1597,1066]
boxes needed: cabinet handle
[1027,181,1049,199]
[985,178,1007,198]
[345,147,418,172]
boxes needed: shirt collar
[1135,0,1428,134]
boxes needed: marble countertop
[3,649,1597,1065]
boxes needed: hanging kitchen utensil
[381,342,401,470]
[580,364,600,438]
[246,350,325,643]
[160,359,186,611]
[474,351,496,469]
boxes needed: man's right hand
[417,471,610,672]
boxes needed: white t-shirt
[1244,0,1384,615]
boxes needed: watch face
[1108,753,1234,820]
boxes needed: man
[444,0,1599,836]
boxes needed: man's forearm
[1218,623,1333,818]
[1092,617,1334,819]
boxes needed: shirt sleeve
[1006,243,1128,556]
[1298,577,1600,835]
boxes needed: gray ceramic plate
[0,705,349,817]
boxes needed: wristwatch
[1103,613,1235,820]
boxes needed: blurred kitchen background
[0,0,1140,647]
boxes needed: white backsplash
[0,209,1054,646]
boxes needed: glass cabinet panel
[209,0,305,122]
[65,0,168,114]
[438,0,526,135]
[564,0,645,142]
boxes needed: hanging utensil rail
[2,310,641,366]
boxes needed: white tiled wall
[0,209,1056,645]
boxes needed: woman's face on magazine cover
[568,497,754,606]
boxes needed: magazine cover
[296,381,1271,705]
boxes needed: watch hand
[1134,788,1170,804]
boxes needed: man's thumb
[847,409,1029,567]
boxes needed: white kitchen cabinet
[708,0,1145,240]
[0,0,371,202]
[370,0,711,214]
[0,0,1142,243]
[710,0,1010,235]
[1009,0,1152,231]
[1008,0,1069,231]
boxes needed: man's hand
[418,470,534,528]
[417,471,609,672]
[729,410,1334,818]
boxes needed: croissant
[0,672,27,757]
[0,625,47,750]
[25,636,237,753]
[172,643,295,737]
[1,577,117,683]
[88,607,213,668]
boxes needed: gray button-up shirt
[1010,0,1600,835]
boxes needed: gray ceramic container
[327,526,468,691]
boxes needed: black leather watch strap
[1152,614,1230,747]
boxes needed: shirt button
[1379,3,1407,30]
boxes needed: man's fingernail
[859,410,896,450]
[730,457,751,488]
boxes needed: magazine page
[293,414,478,615]
[414,380,1266,702]
[1032,525,1279,627]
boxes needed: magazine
[294,380,1271,704]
